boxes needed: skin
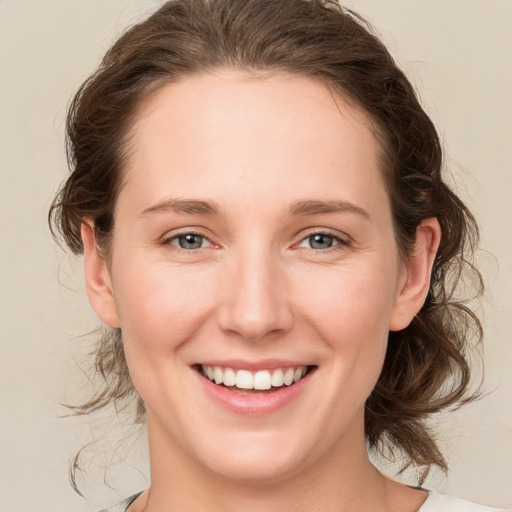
[82,70,440,512]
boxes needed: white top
[99,490,511,512]
[418,490,510,511]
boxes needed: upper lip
[194,359,315,371]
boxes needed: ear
[81,219,120,328]
[389,218,441,331]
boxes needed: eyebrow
[289,199,370,219]
[138,198,369,219]
[139,199,221,217]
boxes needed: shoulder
[420,490,511,512]
[97,492,143,512]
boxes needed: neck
[140,410,402,512]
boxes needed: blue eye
[308,233,337,250]
[166,233,212,250]
[297,231,348,250]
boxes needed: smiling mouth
[194,364,317,394]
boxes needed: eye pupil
[179,234,203,249]
[310,233,334,249]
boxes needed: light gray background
[0,1,510,510]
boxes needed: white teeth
[235,370,253,389]
[253,370,272,390]
[223,367,236,386]
[200,364,309,390]
[271,368,284,387]
[283,368,295,386]
[213,366,223,385]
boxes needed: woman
[49,0,509,511]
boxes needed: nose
[216,245,294,342]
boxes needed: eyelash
[161,229,351,254]
[296,229,352,251]
[161,231,215,253]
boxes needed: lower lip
[193,368,315,415]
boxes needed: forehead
[132,69,377,151]
[121,70,388,216]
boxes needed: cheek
[110,261,223,409]
[299,263,397,338]
[113,262,218,348]
[296,262,397,389]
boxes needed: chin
[191,430,313,485]
[206,454,307,486]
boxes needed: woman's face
[85,70,431,483]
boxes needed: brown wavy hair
[49,0,483,486]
